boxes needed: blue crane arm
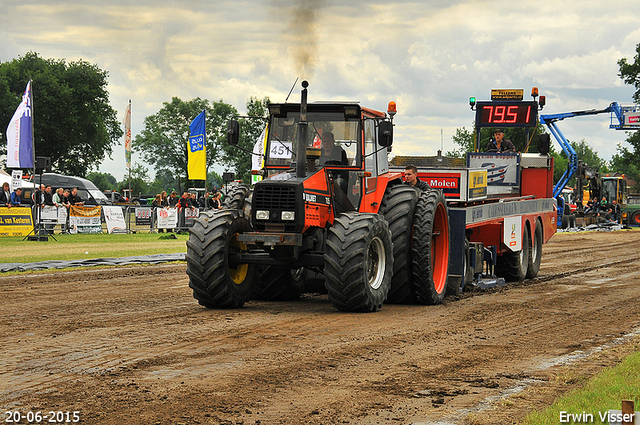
[540,104,616,198]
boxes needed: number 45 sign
[271,142,292,159]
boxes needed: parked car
[32,173,111,206]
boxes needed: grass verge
[521,348,640,425]
[0,232,189,263]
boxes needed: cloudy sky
[2,0,639,180]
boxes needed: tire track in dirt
[1,231,640,424]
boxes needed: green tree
[134,97,237,192]
[446,124,548,158]
[609,134,640,190]
[446,127,474,158]
[618,43,640,103]
[147,168,178,195]
[218,96,270,183]
[614,43,640,190]
[551,148,569,185]
[571,139,606,172]
[0,52,122,176]
[207,170,223,191]
[87,171,117,191]
[118,163,150,196]
[550,139,606,187]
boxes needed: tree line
[0,52,266,196]
[3,47,640,192]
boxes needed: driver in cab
[319,132,348,166]
[486,128,516,153]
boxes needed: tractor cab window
[266,112,358,169]
[602,179,617,203]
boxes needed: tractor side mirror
[227,120,240,146]
[378,121,393,147]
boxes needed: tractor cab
[227,84,397,235]
[260,102,393,216]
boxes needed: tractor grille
[254,185,298,210]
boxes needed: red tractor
[186,81,450,312]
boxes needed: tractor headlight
[281,211,295,221]
[256,210,269,220]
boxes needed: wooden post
[622,399,635,425]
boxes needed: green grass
[0,232,189,263]
[521,348,640,425]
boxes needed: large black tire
[253,266,305,301]
[186,210,256,308]
[631,211,640,226]
[412,190,450,305]
[223,183,251,217]
[526,220,543,279]
[496,225,530,282]
[324,213,393,312]
[379,184,420,304]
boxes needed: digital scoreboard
[475,101,538,127]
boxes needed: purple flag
[6,81,34,169]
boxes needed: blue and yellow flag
[188,110,207,180]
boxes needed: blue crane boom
[540,102,640,198]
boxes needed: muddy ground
[2,230,640,425]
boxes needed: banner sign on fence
[40,205,60,223]
[69,205,102,234]
[0,206,34,237]
[157,207,178,229]
[185,207,199,227]
[103,205,127,234]
[135,207,153,226]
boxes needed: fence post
[621,400,634,425]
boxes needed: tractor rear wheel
[186,210,256,308]
[496,225,530,282]
[223,183,251,217]
[324,213,393,312]
[526,220,543,279]
[412,190,450,305]
[253,266,306,301]
[379,184,420,304]
[631,211,640,226]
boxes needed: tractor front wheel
[324,213,393,312]
[186,210,256,308]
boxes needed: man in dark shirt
[177,192,191,230]
[33,184,46,207]
[44,185,54,206]
[319,132,348,166]
[68,187,84,206]
[404,165,430,191]
[486,129,516,152]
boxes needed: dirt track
[2,230,640,425]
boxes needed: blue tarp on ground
[0,253,186,273]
